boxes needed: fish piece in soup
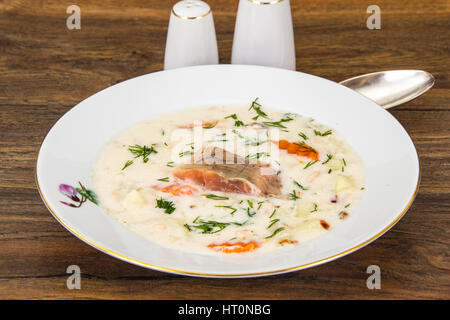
[173,147,281,196]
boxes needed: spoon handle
[339,70,435,109]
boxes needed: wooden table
[0,0,448,299]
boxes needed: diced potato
[327,158,342,171]
[295,201,315,218]
[122,189,146,208]
[335,175,353,192]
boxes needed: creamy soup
[93,101,365,254]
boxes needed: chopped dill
[322,154,333,164]
[269,209,277,218]
[298,132,308,140]
[293,180,308,190]
[189,220,229,234]
[303,160,318,169]
[266,227,285,239]
[262,116,293,129]
[314,129,332,136]
[204,194,229,200]
[179,150,194,157]
[257,200,265,210]
[247,207,256,217]
[121,160,133,170]
[225,113,245,127]
[128,144,157,163]
[295,141,317,154]
[155,198,176,214]
[289,190,299,200]
[215,205,237,215]
[246,152,269,159]
[267,219,280,229]
[249,97,268,120]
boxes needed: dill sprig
[293,180,308,190]
[247,207,256,217]
[185,219,246,234]
[204,194,229,200]
[322,154,333,164]
[215,205,237,215]
[269,209,277,218]
[246,152,269,159]
[155,198,176,214]
[298,132,308,140]
[295,141,317,153]
[179,150,194,157]
[289,190,299,200]
[266,227,285,239]
[257,200,265,210]
[303,160,318,169]
[267,219,280,229]
[128,144,157,163]
[263,116,293,129]
[249,98,269,120]
[121,160,133,170]
[225,113,245,127]
[190,220,229,234]
[314,129,332,136]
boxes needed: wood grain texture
[0,0,449,299]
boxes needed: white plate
[36,65,419,278]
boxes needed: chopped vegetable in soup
[92,101,365,255]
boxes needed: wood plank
[0,0,448,299]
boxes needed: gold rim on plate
[35,166,420,277]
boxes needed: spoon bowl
[340,70,435,109]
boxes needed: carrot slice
[278,139,290,149]
[208,241,260,253]
[154,184,199,196]
[278,140,319,161]
[279,239,299,245]
[287,143,299,154]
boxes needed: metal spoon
[340,70,435,109]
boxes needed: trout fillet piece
[173,147,281,196]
